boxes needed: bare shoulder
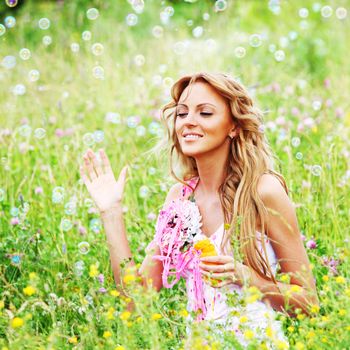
[257,173,289,206]
[163,182,184,207]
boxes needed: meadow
[0,0,349,349]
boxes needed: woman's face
[175,81,236,157]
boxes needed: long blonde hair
[146,72,289,283]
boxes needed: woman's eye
[200,112,213,116]
[176,112,213,117]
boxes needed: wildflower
[322,275,329,282]
[34,187,43,195]
[287,326,294,333]
[290,285,302,293]
[239,315,248,324]
[194,238,217,257]
[29,272,38,280]
[11,317,24,328]
[106,307,115,320]
[115,347,125,350]
[136,316,142,323]
[310,304,320,314]
[345,288,350,297]
[151,313,162,320]
[338,309,346,316]
[119,311,131,321]
[297,314,305,321]
[295,342,305,350]
[335,276,345,284]
[276,341,289,350]
[103,331,112,338]
[10,217,20,225]
[123,274,136,284]
[280,274,290,283]
[0,300,4,309]
[68,336,78,344]
[265,326,274,338]
[89,264,99,277]
[23,286,36,296]
[110,290,120,297]
[179,309,189,317]
[244,329,254,340]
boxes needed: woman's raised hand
[80,148,129,213]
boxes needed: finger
[211,279,233,289]
[99,149,113,174]
[79,165,91,186]
[84,154,97,181]
[118,165,129,191]
[201,270,233,280]
[200,255,233,264]
[87,149,103,176]
[199,262,234,273]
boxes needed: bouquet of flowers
[147,197,214,320]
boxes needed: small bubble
[173,41,186,55]
[311,165,322,176]
[60,218,73,231]
[2,55,16,69]
[295,152,303,160]
[91,43,104,56]
[86,8,99,20]
[70,43,80,53]
[186,19,193,26]
[234,46,246,58]
[4,16,16,28]
[28,70,40,82]
[64,201,77,215]
[42,35,52,46]
[291,137,300,147]
[127,116,139,128]
[6,0,18,7]
[0,188,5,201]
[93,130,104,143]
[148,121,161,135]
[192,26,203,38]
[126,13,138,26]
[274,50,285,62]
[10,207,19,217]
[164,6,174,16]
[13,84,26,96]
[52,187,65,203]
[18,124,32,137]
[203,13,210,21]
[136,125,146,136]
[139,185,150,198]
[132,0,145,13]
[336,7,347,20]
[134,54,145,66]
[0,24,6,36]
[299,8,309,18]
[38,18,50,30]
[11,255,21,266]
[34,128,46,139]
[92,66,104,79]
[19,48,31,60]
[312,100,322,111]
[89,218,102,233]
[83,133,95,146]
[78,241,90,255]
[214,0,227,12]
[105,112,121,124]
[152,25,163,38]
[84,198,94,208]
[249,34,262,47]
[74,260,85,276]
[148,167,156,175]
[321,5,332,18]
[82,30,92,41]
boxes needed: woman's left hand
[199,255,251,288]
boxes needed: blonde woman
[80,72,318,348]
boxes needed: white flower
[181,200,202,243]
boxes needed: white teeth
[184,134,202,139]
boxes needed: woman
[80,72,319,348]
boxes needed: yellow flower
[89,264,99,278]
[310,304,320,314]
[179,309,189,317]
[11,317,24,328]
[335,276,346,284]
[339,309,346,316]
[110,290,120,297]
[239,315,248,324]
[106,307,115,320]
[345,288,350,297]
[265,326,274,338]
[115,347,125,350]
[29,272,37,280]
[23,285,36,296]
[322,275,329,282]
[244,329,254,340]
[103,331,112,338]
[119,311,131,321]
[123,274,136,284]
[151,313,162,320]
[24,313,32,320]
[68,336,78,344]
[136,316,142,323]
[287,326,294,333]
[0,300,4,309]
[306,331,315,339]
[194,238,217,257]
[276,341,289,350]
[280,274,290,283]
[290,285,302,293]
[297,314,305,321]
[295,342,305,350]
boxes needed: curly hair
[145,71,289,283]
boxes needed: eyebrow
[176,103,216,108]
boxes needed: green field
[0,0,349,349]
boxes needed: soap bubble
[74,260,85,277]
[291,137,300,147]
[152,25,163,38]
[127,116,139,128]
[234,46,246,58]
[52,187,65,203]
[42,35,52,46]
[28,70,40,82]
[136,125,146,136]
[134,54,145,66]
[0,24,6,36]
[83,133,95,146]
[34,128,46,139]
[13,84,26,96]
[274,50,285,61]
[19,48,31,60]
[299,8,309,18]
[139,185,150,198]
[70,43,80,53]
[93,130,104,143]
[295,152,303,160]
[105,112,121,124]
[311,165,322,176]
[2,56,16,69]
[91,43,104,56]
[38,18,50,30]
[5,16,16,28]
[173,41,186,55]
[6,0,18,7]
[82,30,92,41]
[60,218,73,231]
[92,66,104,79]
[126,13,138,26]
[64,201,77,215]
[336,7,347,20]
[192,26,203,38]
[18,124,32,137]
[84,198,94,208]
[89,218,102,233]
[86,8,99,20]
[249,34,262,47]
[78,241,90,255]
[214,0,227,12]
[0,189,5,202]
[321,6,332,18]
[10,207,19,217]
